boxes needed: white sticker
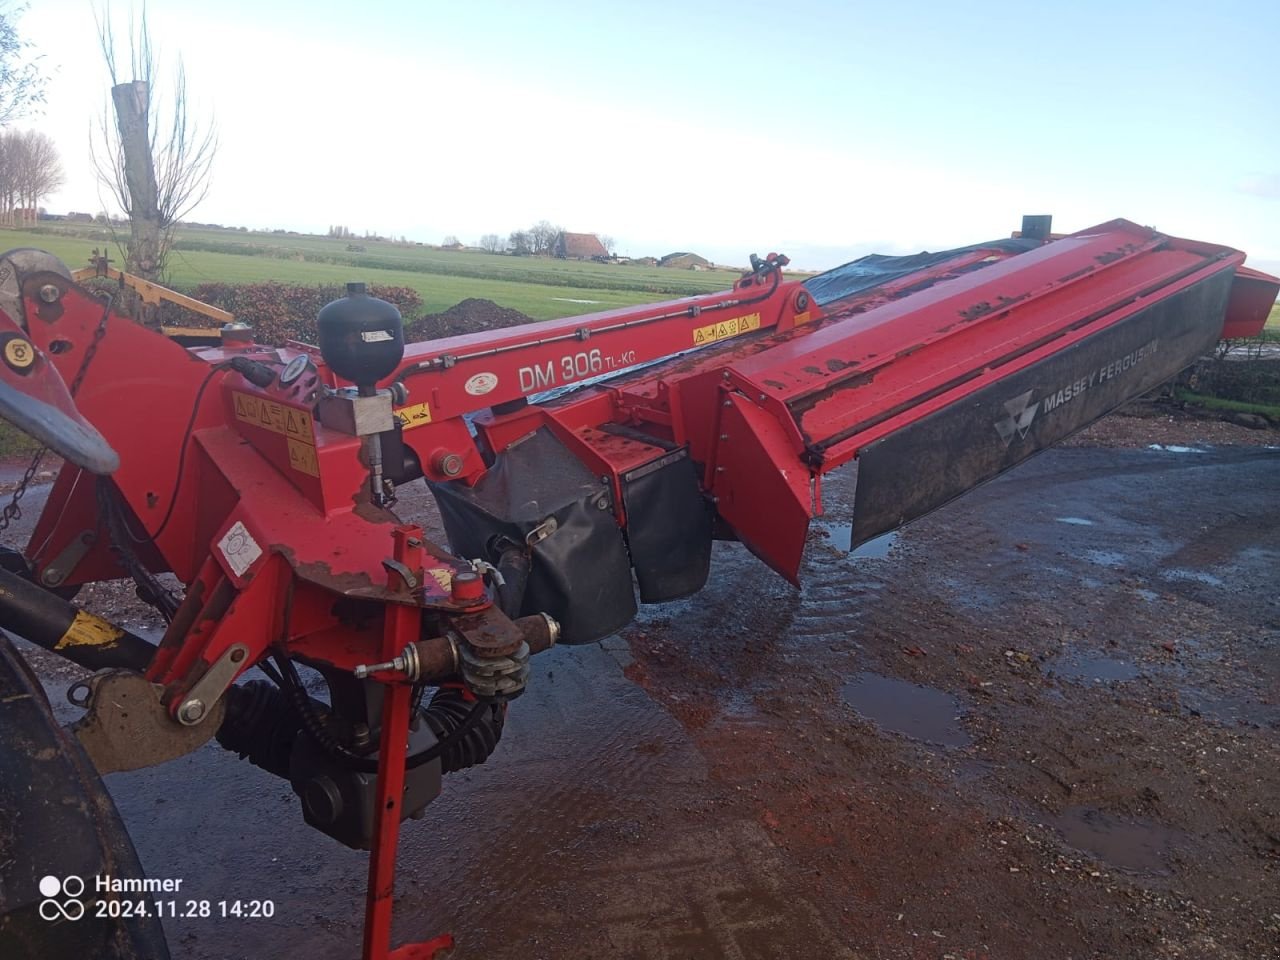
[464,372,499,396]
[218,521,263,577]
[360,330,393,343]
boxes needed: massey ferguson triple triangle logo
[993,338,1162,448]
[994,390,1038,447]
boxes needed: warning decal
[233,392,315,445]
[395,402,433,430]
[692,312,761,347]
[54,611,124,651]
[287,439,320,477]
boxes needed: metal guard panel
[849,267,1235,546]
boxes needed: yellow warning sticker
[233,392,315,446]
[793,310,814,327]
[54,611,124,651]
[396,402,433,430]
[286,438,320,477]
[692,312,761,347]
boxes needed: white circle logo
[464,372,499,397]
[38,874,85,921]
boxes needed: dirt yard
[6,408,1279,960]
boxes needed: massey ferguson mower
[0,217,1275,959]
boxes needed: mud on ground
[6,410,1278,960]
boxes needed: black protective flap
[850,268,1234,546]
[430,428,637,644]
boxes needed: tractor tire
[0,631,170,959]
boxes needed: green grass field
[5,224,759,322]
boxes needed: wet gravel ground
[5,411,1278,960]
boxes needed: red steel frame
[12,219,1275,958]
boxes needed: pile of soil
[405,298,534,341]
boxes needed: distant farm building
[660,251,711,270]
[555,232,608,260]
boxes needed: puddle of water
[1055,516,1094,526]
[853,531,898,559]
[842,672,971,747]
[816,520,898,558]
[1083,549,1126,568]
[1048,653,1140,683]
[1161,568,1224,587]
[1147,444,1207,454]
[550,297,603,304]
[1048,806,1180,875]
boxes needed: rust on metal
[73,669,224,774]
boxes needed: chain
[0,294,114,535]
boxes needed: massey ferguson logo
[993,338,1160,448]
[994,390,1038,447]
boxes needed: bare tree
[92,5,217,279]
[599,234,616,256]
[479,233,504,254]
[16,129,61,224]
[442,234,460,247]
[508,229,532,256]
[0,4,45,126]
[528,219,560,256]
[0,128,62,226]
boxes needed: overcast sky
[20,0,1280,273]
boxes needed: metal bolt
[722,371,730,380]
[178,699,206,724]
[354,656,404,679]
[38,284,60,303]
[719,434,729,441]
[758,394,766,402]
[596,496,610,510]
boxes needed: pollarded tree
[92,6,216,279]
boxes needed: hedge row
[158,282,424,346]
